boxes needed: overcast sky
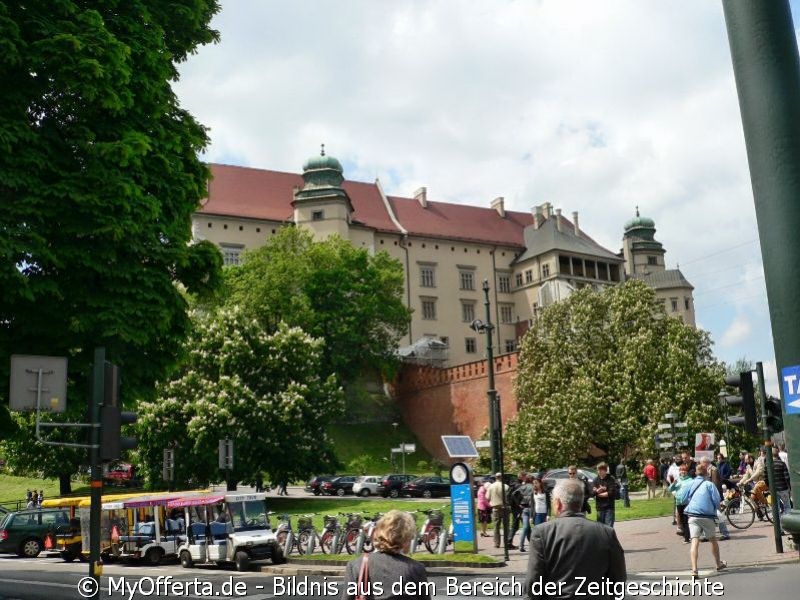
[174,0,800,397]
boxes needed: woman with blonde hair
[341,510,430,600]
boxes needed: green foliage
[347,455,373,476]
[327,422,432,475]
[222,228,411,383]
[137,307,345,488]
[0,1,222,487]
[506,280,724,469]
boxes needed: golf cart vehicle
[168,492,284,572]
[111,493,188,565]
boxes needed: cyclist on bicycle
[739,449,767,518]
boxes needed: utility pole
[723,0,800,542]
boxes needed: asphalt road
[0,555,796,600]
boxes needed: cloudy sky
[174,0,800,395]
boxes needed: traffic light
[100,363,138,461]
[724,371,758,435]
[764,396,784,434]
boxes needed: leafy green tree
[505,280,724,469]
[137,307,345,489]
[347,455,373,476]
[222,228,411,383]
[0,1,222,493]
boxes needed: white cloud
[173,0,800,371]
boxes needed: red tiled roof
[202,163,533,247]
[387,195,531,247]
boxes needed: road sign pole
[89,348,105,591]
[757,362,783,553]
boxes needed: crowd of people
[24,489,43,509]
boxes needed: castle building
[194,148,695,366]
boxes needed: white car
[352,476,381,497]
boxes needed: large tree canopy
[137,307,345,488]
[222,227,411,383]
[505,280,724,469]
[0,1,222,490]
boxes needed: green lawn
[328,423,436,476]
[614,496,674,521]
[0,474,90,510]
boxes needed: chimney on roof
[532,205,543,229]
[414,186,428,208]
[491,196,505,218]
[555,208,562,232]
[542,202,552,219]
[572,211,579,236]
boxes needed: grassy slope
[328,423,436,476]
[0,474,91,509]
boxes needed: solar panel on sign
[441,435,479,458]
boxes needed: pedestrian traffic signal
[99,363,138,461]
[724,372,757,435]
[764,396,784,434]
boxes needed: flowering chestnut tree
[137,307,344,488]
[505,280,724,469]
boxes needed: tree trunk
[226,479,237,491]
[59,473,72,496]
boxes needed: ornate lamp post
[471,278,509,561]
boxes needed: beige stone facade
[193,153,695,366]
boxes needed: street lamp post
[471,278,509,562]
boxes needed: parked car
[472,473,518,496]
[352,475,381,497]
[320,475,358,496]
[0,508,72,558]
[402,476,452,498]
[541,467,598,494]
[304,475,335,496]
[377,474,416,498]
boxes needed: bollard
[284,531,294,557]
[409,534,419,554]
[306,531,316,555]
[355,529,365,554]
[436,529,447,554]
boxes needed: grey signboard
[9,355,67,413]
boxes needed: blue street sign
[450,483,475,546]
[780,364,800,414]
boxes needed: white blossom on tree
[506,280,724,469]
[137,307,344,487]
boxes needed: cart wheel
[235,550,250,572]
[180,550,194,569]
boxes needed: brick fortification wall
[393,353,519,462]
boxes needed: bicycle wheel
[726,496,755,529]
[344,529,359,554]
[423,527,441,553]
[762,494,784,522]
[296,531,310,555]
[319,530,334,554]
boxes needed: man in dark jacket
[771,447,791,517]
[592,462,618,527]
[525,478,626,600]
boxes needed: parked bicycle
[318,514,344,554]
[342,513,364,554]
[411,508,444,554]
[275,514,315,555]
[360,512,383,553]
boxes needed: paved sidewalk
[479,513,798,576]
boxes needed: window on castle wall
[459,269,475,290]
[516,273,524,288]
[525,270,533,284]
[421,299,437,320]
[465,338,477,353]
[671,298,678,312]
[498,274,511,293]
[684,297,691,310]
[420,266,436,288]
[648,256,658,266]
[461,302,475,323]
[504,339,517,353]
[542,263,551,278]
[500,304,513,324]
[220,244,244,266]
[312,210,324,221]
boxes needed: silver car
[352,475,381,497]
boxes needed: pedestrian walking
[700,456,729,541]
[524,478,626,600]
[476,479,492,537]
[615,462,630,507]
[643,459,658,500]
[771,447,791,518]
[684,463,726,577]
[517,475,534,552]
[669,463,692,543]
[487,472,509,549]
[592,462,618,527]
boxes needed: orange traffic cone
[111,525,120,543]
[44,534,54,550]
